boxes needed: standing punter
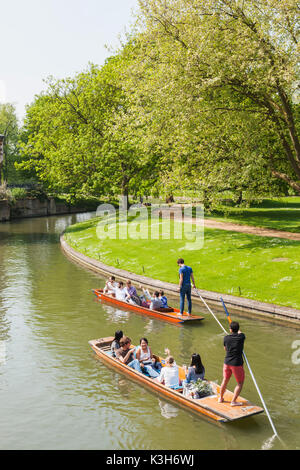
[219,321,245,406]
[177,258,196,316]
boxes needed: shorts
[223,364,245,383]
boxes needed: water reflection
[158,399,179,419]
[96,302,170,335]
[101,304,130,324]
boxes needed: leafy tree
[18,55,160,204]
[0,103,20,184]
[128,0,300,200]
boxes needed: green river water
[0,213,299,450]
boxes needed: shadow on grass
[204,227,300,250]
[204,208,300,232]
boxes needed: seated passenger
[125,280,141,306]
[141,287,163,310]
[159,290,168,308]
[113,282,128,301]
[149,291,163,310]
[135,338,160,378]
[183,353,205,385]
[115,337,143,372]
[138,286,150,307]
[110,330,123,357]
[104,276,117,294]
[155,351,180,389]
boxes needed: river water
[0,213,299,450]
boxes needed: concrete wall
[11,198,49,218]
[0,200,10,222]
[0,197,90,222]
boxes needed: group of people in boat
[103,258,196,316]
[104,276,169,311]
[110,330,205,391]
[109,320,246,405]
[104,257,246,405]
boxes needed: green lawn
[65,215,300,309]
[205,197,300,233]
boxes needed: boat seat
[156,307,174,313]
[104,350,113,356]
[170,385,183,391]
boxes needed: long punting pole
[195,290,279,439]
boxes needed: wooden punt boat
[92,289,204,324]
[89,336,264,423]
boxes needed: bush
[10,187,28,200]
[26,188,48,201]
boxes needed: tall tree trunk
[121,176,129,211]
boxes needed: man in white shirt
[104,276,118,294]
[113,281,128,301]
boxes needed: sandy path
[204,218,300,241]
[155,207,300,240]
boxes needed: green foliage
[10,187,28,200]
[127,0,300,200]
[0,104,20,184]
[18,57,161,202]
[17,0,300,203]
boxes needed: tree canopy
[18,55,161,203]
[129,0,300,199]
[0,103,20,184]
[18,0,300,203]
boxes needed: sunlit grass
[65,215,300,309]
[206,197,300,233]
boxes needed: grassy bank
[205,197,300,233]
[65,215,300,309]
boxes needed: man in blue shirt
[177,258,196,315]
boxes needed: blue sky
[0,0,138,121]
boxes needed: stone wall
[0,197,91,222]
[0,200,10,222]
[10,198,49,218]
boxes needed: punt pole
[195,289,280,440]
[220,297,278,438]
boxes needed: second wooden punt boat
[89,336,264,423]
[92,289,204,324]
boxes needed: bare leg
[231,382,244,405]
[219,376,230,402]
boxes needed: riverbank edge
[60,234,300,326]
[0,197,98,222]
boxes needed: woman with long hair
[111,330,123,357]
[183,353,205,384]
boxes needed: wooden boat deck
[89,337,264,423]
[92,289,204,324]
